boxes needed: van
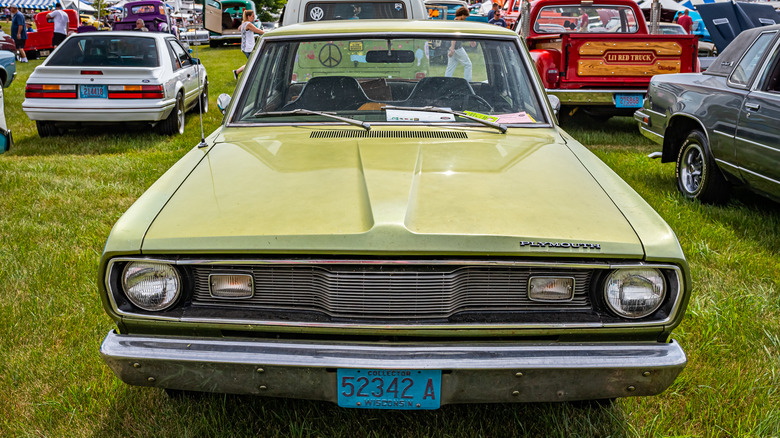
[204,0,257,47]
[279,0,427,26]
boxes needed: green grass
[1,44,779,437]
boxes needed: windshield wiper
[252,109,371,131]
[383,105,507,134]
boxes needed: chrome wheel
[675,129,730,203]
[679,143,703,195]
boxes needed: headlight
[122,262,181,311]
[604,268,665,319]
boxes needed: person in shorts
[232,9,264,79]
[47,3,69,48]
[9,4,27,62]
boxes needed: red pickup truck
[520,0,698,119]
[25,9,79,59]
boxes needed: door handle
[745,102,760,111]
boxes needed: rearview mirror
[366,50,415,63]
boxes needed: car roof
[705,24,780,78]
[67,31,174,39]
[268,19,519,37]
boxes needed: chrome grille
[191,265,592,319]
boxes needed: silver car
[22,32,208,137]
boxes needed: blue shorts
[243,51,251,59]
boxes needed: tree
[254,0,285,22]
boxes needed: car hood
[141,126,645,257]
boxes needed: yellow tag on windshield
[349,41,364,52]
[464,111,499,122]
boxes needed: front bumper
[100,330,686,404]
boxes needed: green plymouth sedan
[99,20,691,409]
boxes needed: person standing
[445,7,472,82]
[9,4,27,62]
[47,3,69,48]
[676,9,693,34]
[486,2,499,21]
[232,9,264,79]
[488,8,506,27]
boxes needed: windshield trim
[224,31,556,128]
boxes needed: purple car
[113,0,174,33]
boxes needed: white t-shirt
[50,9,69,35]
[479,0,494,15]
[240,22,255,53]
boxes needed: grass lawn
[1,41,779,437]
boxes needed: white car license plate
[337,369,442,410]
[80,85,107,99]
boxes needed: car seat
[282,76,370,111]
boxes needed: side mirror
[548,95,561,119]
[217,93,231,114]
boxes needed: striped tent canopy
[0,0,56,8]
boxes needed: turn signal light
[107,85,164,99]
[528,277,574,302]
[25,84,77,99]
[209,274,254,299]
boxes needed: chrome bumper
[100,330,686,404]
[634,108,665,145]
[547,89,646,106]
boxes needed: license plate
[337,369,442,410]
[80,85,107,99]
[615,93,644,108]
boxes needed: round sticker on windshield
[310,6,324,20]
[395,3,402,10]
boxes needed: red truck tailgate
[559,33,698,88]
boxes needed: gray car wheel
[158,94,185,135]
[675,130,729,203]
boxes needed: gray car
[636,25,780,204]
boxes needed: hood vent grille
[310,130,468,139]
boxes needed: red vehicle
[502,0,521,30]
[25,9,79,59]
[522,0,698,119]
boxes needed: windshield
[46,36,159,67]
[233,36,546,126]
[534,5,639,33]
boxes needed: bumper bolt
[416,403,421,408]
[627,386,636,392]
[259,385,267,391]
[256,368,264,373]
[357,402,361,406]
[133,363,141,368]
[147,377,155,383]
[512,391,520,397]
[515,372,523,377]
[642,371,651,377]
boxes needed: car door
[204,0,222,33]
[735,31,780,198]
[167,38,199,107]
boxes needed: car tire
[675,130,730,203]
[36,121,61,138]
[158,94,185,135]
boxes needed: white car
[22,32,208,137]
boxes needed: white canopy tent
[61,0,97,13]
